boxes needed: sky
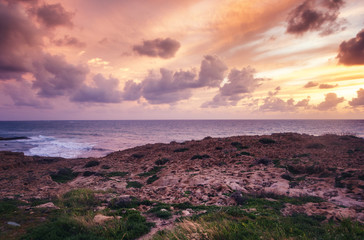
[0,0,363,120]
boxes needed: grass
[50,168,78,183]
[84,160,100,168]
[190,154,210,160]
[155,158,170,165]
[231,142,249,150]
[306,143,325,149]
[147,175,159,184]
[174,148,189,153]
[132,153,145,159]
[258,138,276,144]
[126,181,143,188]
[138,166,164,177]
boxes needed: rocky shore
[1,133,363,239]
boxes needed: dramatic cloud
[286,0,345,35]
[304,81,318,88]
[197,55,228,88]
[33,54,88,98]
[202,67,267,108]
[349,88,364,107]
[337,29,364,65]
[0,2,42,80]
[122,80,142,101]
[319,83,338,89]
[141,68,195,104]
[72,74,123,103]
[2,80,50,108]
[35,3,73,28]
[133,38,181,59]
[53,35,86,48]
[259,87,311,112]
[316,92,344,110]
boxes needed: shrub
[191,154,210,160]
[281,173,293,181]
[306,143,325,149]
[231,142,248,150]
[173,148,189,153]
[127,181,143,189]
[259,138,276,144]
[240,151,251,156]
[155,158,169,165]
[84,160,100,168]
[50,168,78,183]
[132,153,144,159]
[147,175,159,184]
[83,171,96,177]
[61,189,99,210]
[215,146,223,150]
[101,165,111,169]
[138,166,164,177]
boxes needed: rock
[7,221,21,227]
[182,210,190,216]
[93,214,114,224]
[35,202,59,209]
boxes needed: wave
[24,135,94,158]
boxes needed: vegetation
[173,148,189,153]
[50,168,78,183]
[132,153,144,159]
[306,143,325,149]
[231,142,249,150]
[155,158,170,165]
[258,138,276,144]
[138,166,164,177]
[84,160,100,168]
[126,181,143,188]
[147,175,159,184]
[190,154,210,160]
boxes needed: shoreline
[1,133,363,239]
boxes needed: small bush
[83,171,96,177]
[231,142,248,150]
[215,146,223,150]
[281,173,293,181]
[259,138,276,144]
[127,181,143,189]
[256,158,271,166]
[173,148,189,153]
[84,160,100,168]
[306,143,325,149]
[132,153,144,159]
[240,151,251,156]
[101,165,111,169]
[138,166,164,177]
[147,175,159,184]
[50,168,78,183]
[294,153,310,158]
[155,158,169,165]
[61,189,99,210]
[191,154,210,160]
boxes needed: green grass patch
[155,158,170,165]
[259,138,276,144]
[132,153,144,159]
[126,181,143,189]
[138,166,164,177]
[50,168,78,183]
[147,175,159,184]
[191,154,210,160]
[173,148,189,153]
[306,143,325,149]
[231,142,249,150]
[84,160,100,168]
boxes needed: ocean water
[0,120,363,158]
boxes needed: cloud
[35,3,73,28]
[32,54,89,98]
[202,67,267,108]
[349,88,364,107]
[259,87,311,112]
[53,35,86,48]
[72,74,123,103]
[316,92,344,110]
[304,81,318,88]
[141,68,195,104]
[121,55,227,105]
[337,29,364,65]
[286,0,345,35]
[133,38,181,59]
[0,2,42,80]
[2,80,50,108]
[197,55,228,88]
[122,80,142,101]
[319,83,338,89]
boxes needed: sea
[0,120,363,159]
